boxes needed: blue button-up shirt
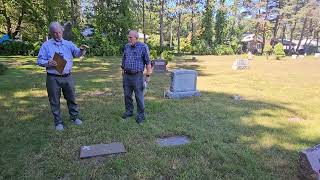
[37,39,83,75]
[122,42,151,72]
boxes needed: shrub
[273,43,285,60]
[0,63,8,75]
[161,50,174,62]
[193,39,211,55]
[264,44,273,56]
[150,50,157,60]
[213,45,234,55]
[180,37,192,53]
[0,40,34,55]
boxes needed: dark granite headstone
[298,144,320,180]
[153,59,167,72]
[80,142,126,159]
[63,22,73,41]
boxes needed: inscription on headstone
[298,144,320,180]
[153,59,167,72]
[80,142,126,159]
[165,69,200,99]
[232,59,249,70]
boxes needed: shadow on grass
[0,56,317,179]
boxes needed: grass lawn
[0,55,320,179]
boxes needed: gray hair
[49,22,64,36]
[129,30,139,39]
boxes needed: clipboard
[53,52,67,74]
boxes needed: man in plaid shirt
[121,30,152,124]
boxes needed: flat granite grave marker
[164,69,200,99]
[80,142,126,159]
[156,136,191,147]
[298,144,320,180]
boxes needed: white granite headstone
[165,69,200,99]
[292,55,297,59]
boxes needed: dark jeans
[123,72,145,118]
[46,74,79,125]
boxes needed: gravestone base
[165,89,200,99]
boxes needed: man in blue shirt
[121,30,152,124]
[37,22,88,131]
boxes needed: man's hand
[48,60,57,66]
[145,75,151,83]
[80,44,89,50]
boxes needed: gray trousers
[123,72,145,117]
[46,75,79,125]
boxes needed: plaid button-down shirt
[121,42,151,72]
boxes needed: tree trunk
[281,24,286,44]
[262,21,267,54]
[296,17,308,52]
[288,20,297,53]
[170,23,173,48]
[159,0,164,48]
[191,0,194,46]
[12,3,26,38]
[143,0,146,43]
[177,8,181,54]
[1,0,12,38]
[316,31,319,51]
[261,0,269,54]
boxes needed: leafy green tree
[273,43,285,59]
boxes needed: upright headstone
[298,144,320,180]
[63,22,73,41]
[292,55,297,59]
[165,69,200,99]
[153,59,167,72]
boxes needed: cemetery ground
[0,55,320,179]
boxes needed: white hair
[129,30,139,39]
[49,22,64,36]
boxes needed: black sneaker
[136,115,145,124]
[121,112,133,119]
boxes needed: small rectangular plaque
[80,142,126,159]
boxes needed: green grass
[0,55,320,179]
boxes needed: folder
[53,52,67,74]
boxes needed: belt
[124,70,143,75]
[47,73,71,77]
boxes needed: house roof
[241,34,263,43]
